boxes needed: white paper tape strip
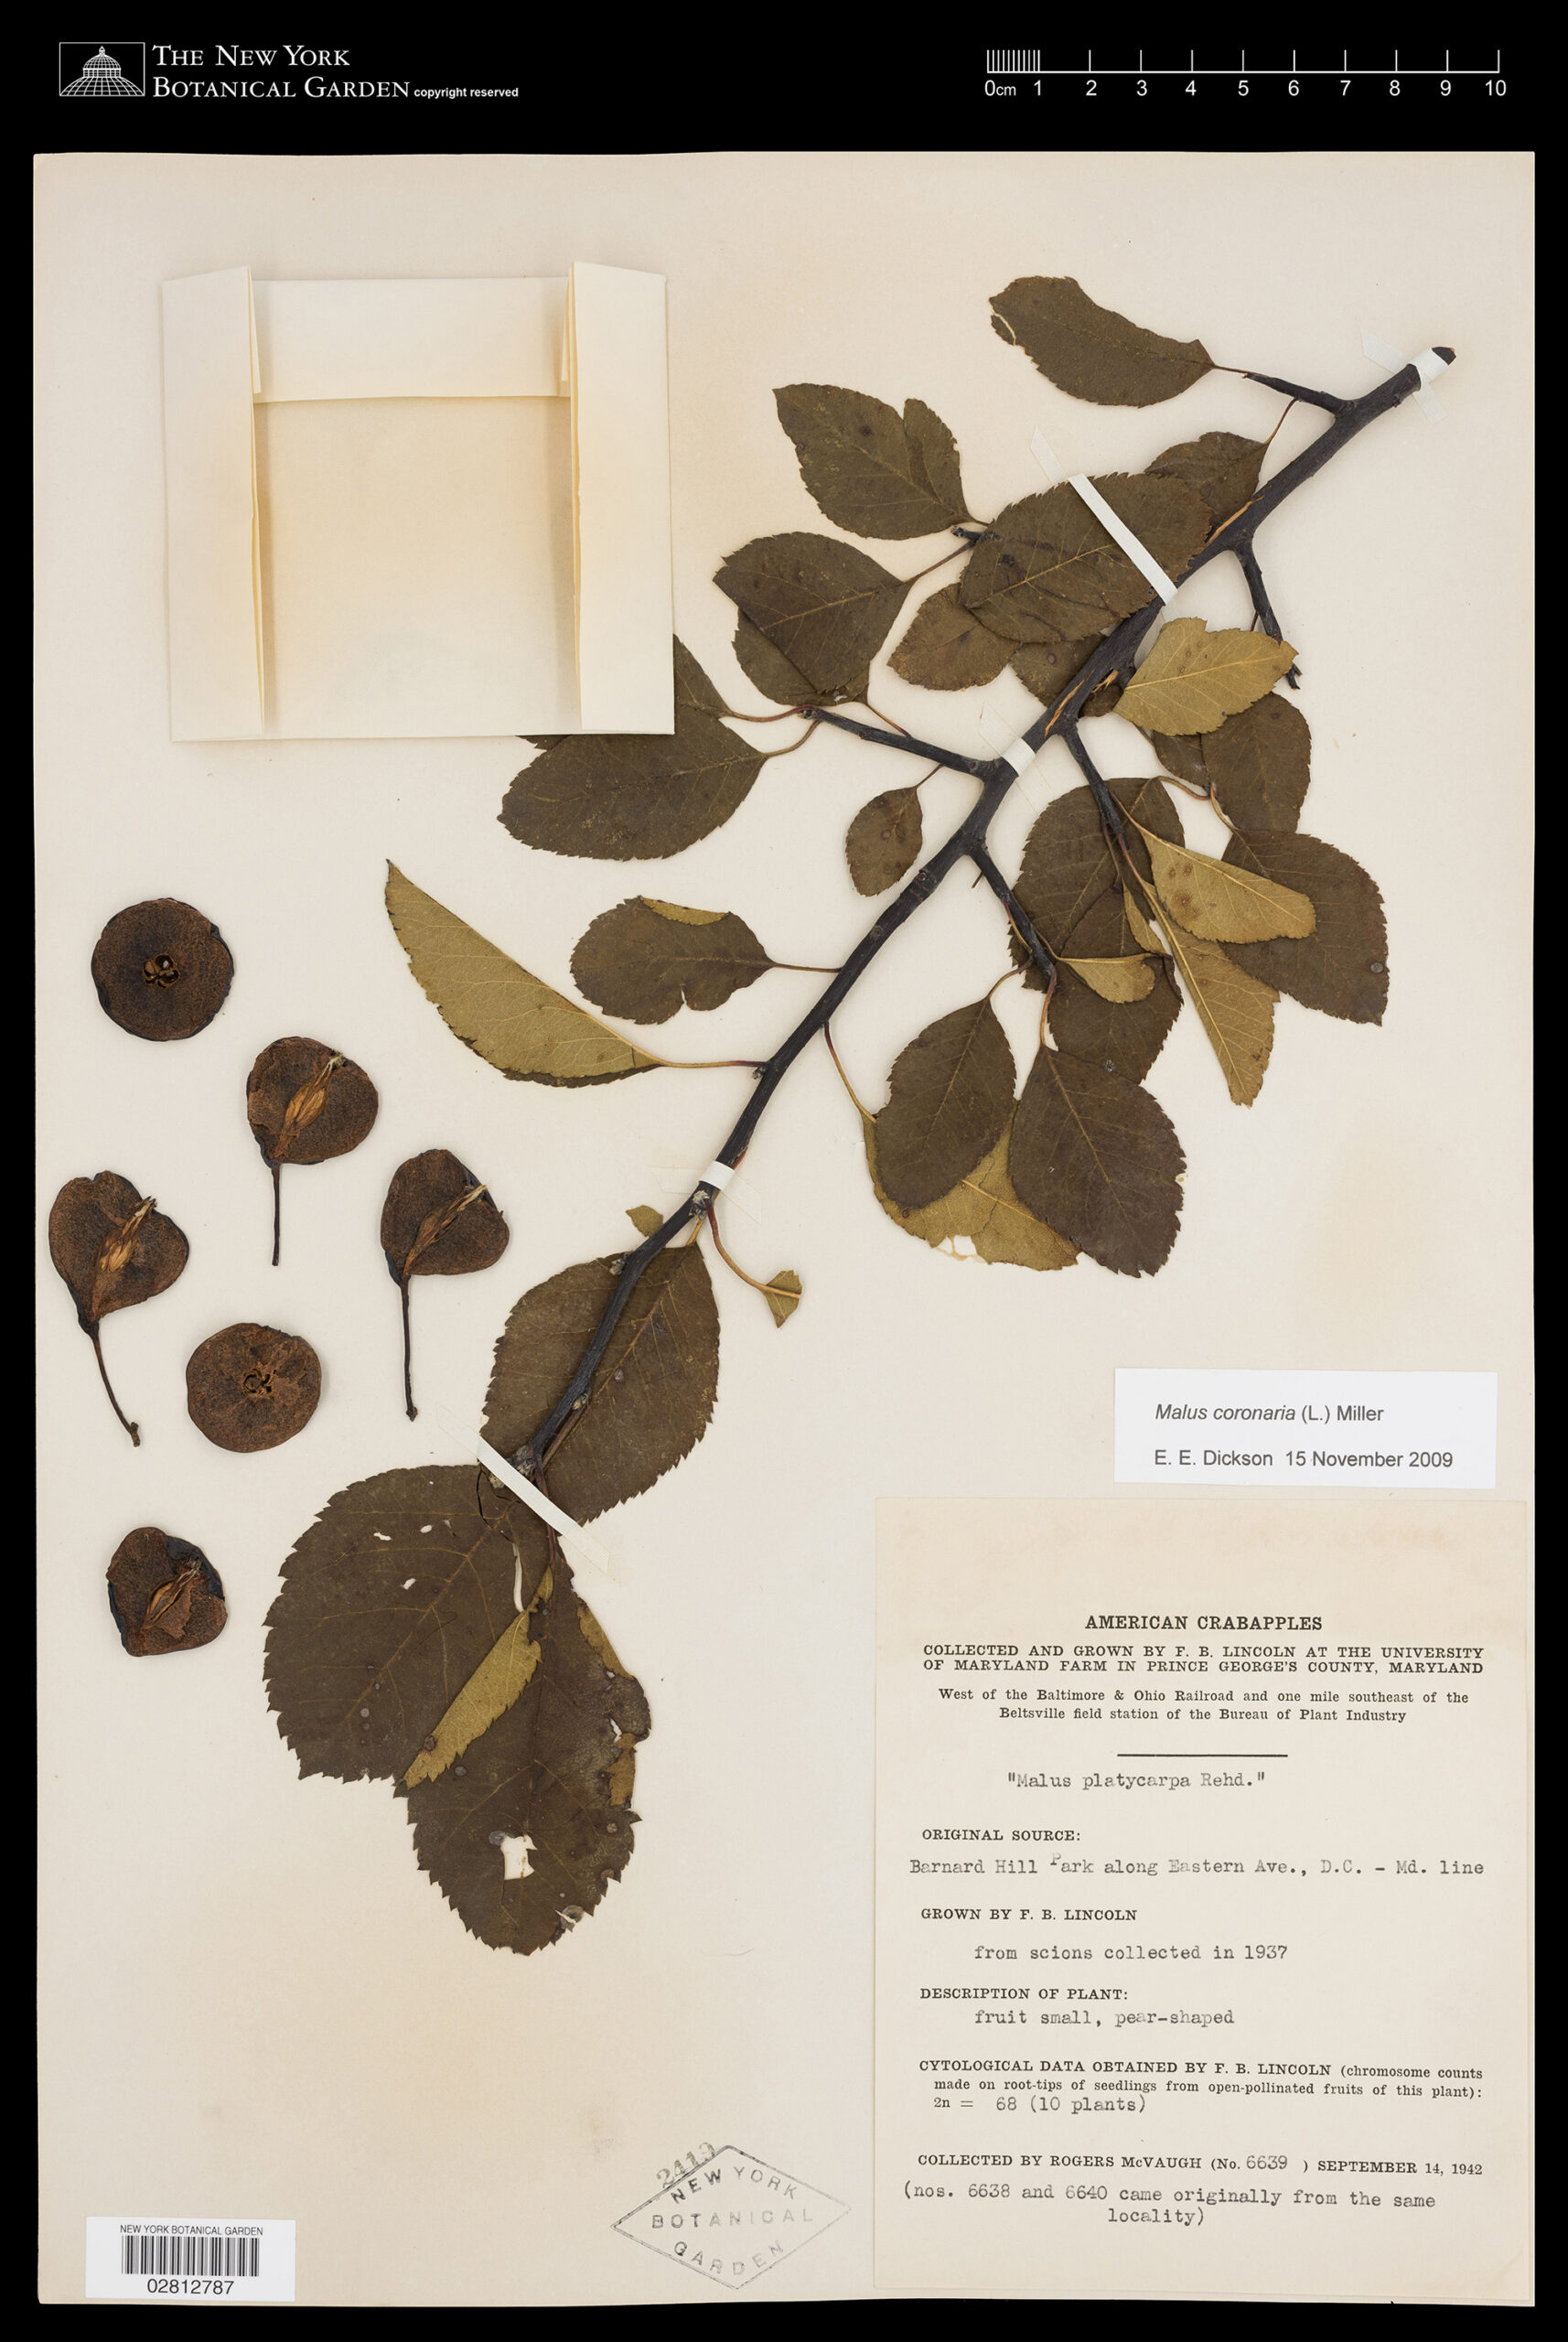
[1360,328,1449,421]
[977,704,1045,807]
[1029,424,1179,602]
[435,1405,617,1580]
[650,1146,760,1222]
[700,1160,735,1189]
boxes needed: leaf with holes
[403,1551,649,1955]
[989,277,1213,405]
[482,1245,720,1520]
[775,383,967,538]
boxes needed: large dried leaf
[862,1112,1075,1272]
[502,640,764,859]
[263,1466,543,1785]
[1048,892,1184,1085]
[1011,1048,1185,1275]
[482,1245,720,1520]
[1155,911,1280,1106]
[570,897,773,1024]
[1222,833,1390,1024]
[1139,829,1316,942]
[1151,693,1312,833]
[1118,618,1297,736]
[1148,431,1265,528]
[989,277,1212,406]
[889,584,1013,691]
[846,787,923,896]
[91,897,233,1042]
[960,475,1209,643]
[874,997,1016,1210]
[714,532,908,696]
[1012,779,1183,976]
[733,613,868,708]
[387,865,657,1087]
[774,383,966,539]
[404,1550,649,1955]
[1010,633,1109,704]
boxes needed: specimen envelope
[161,263,672,740]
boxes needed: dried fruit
[187,1323,322,1452]
[246,1037,379,1264]
[107,1528,227,1656]
[91,897,233,1041]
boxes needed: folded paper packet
[162,263,673,740]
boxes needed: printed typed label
[1115,1372,1497,1488]
[85,2218,295,2304]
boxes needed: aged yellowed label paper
[875,1500,1529,2304]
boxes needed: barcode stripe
[120,2233,261,2277]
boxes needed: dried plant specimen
[91,897,233,1041]
[187,1323,321,1451]
[246,1037,379,1264]
[107,1528,226,1656]
[48,1172,188,1445]
[381,1150,510,1419]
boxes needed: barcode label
[121,2233,260,2278]
[86,2218,295,2303]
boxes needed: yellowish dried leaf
[626,1205,663,1238]
[862,1112,1075,1271]
[1059,953,1157,1003]
[1139,829,1315,942]
[764,1270,802,1327]
[1118,618,1297,735]
[403,1572,551,1788]
[1159,918,1280,1106]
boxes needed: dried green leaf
[861,1111,1076,1272]
[404,1567,552,1789]
[386,865,658,1088]
[1148,431,1265,528]
[846,788,923,897]
[1118,618,1297,735]
[403,1549,649,1955]
[1012,778,1183,982]
[763,1270,802,1327]
[1150,694,1313,834]
[187,1323,321,1452]
[570,897,773,1024]
[264,1467,543,1783]
[1222,832,1390,1024]
[626,1205,663,1238]
[482,1244,720,1521]
[91,897,233,1042]
[960,476,1209,642]
[875,997,1016,1210]
[503,639,765,858]
[48,1171,189,1446]
[889,584,1014,691]
[714,532,908,696]
[989,276,1212,405]
[1010,1048,1185,1275]
[1010,634,1109,704]
[1048,892,1184,1086]
[1061,953,1157,1003]
[1139,828,1316,942]
[108,1529,226,1659]
[774,383,967,539]
[733,613,867,708]
[1152,909,1279,1106]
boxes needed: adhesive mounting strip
[1029,424,1178,602]
[434,1405,616,1578]
[700,1160,735,1189]
[1360,328,1449,421]
[977,704,1041,779]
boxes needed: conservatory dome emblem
[59,45,145,96]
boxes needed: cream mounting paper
[162,263,672,740]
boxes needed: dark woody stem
[512,354,1448,1477]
